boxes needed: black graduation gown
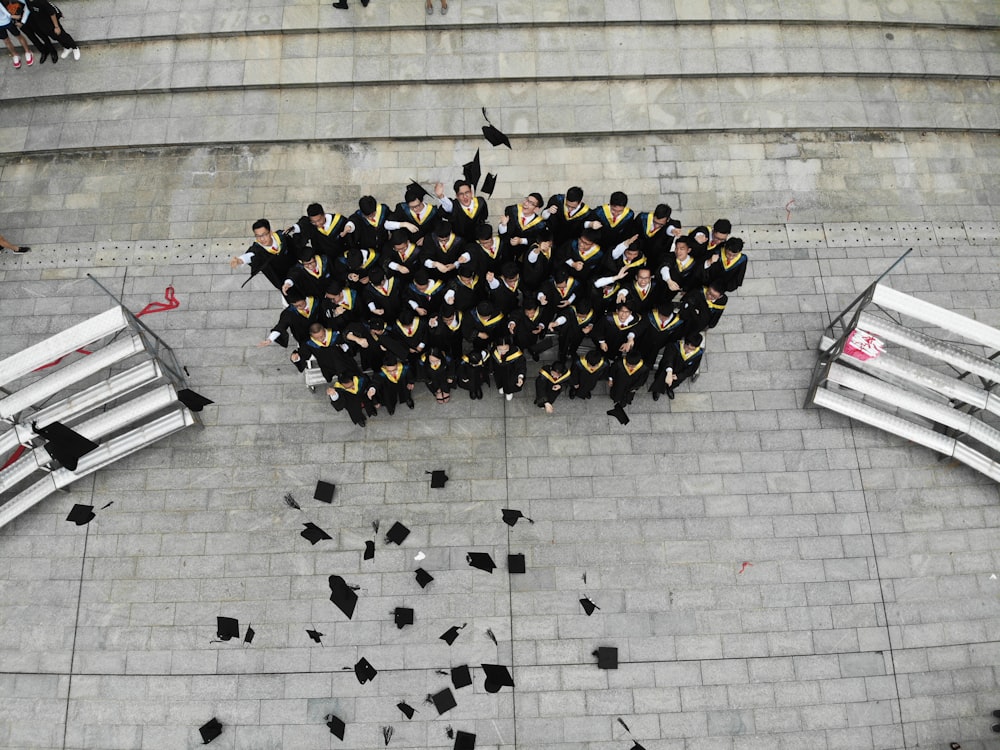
[446,197,489,243]
[555,305,596,361]
[651,341,704,395]
[678,286,728,334]
[500,205,547,258]
[463,309,508,347]
[319,287,363,331]
[427,312,465,359]
[381,241,424,279]
[294,213,350,257]
[544,194,591,246]
[304,329,360,381]
[569,353,607,400]
[443,275,485,314]
[405,278,447,317]
[633,212,673,268]
[659,252,701,295]
[622,279,662,316]
[329,375,375,427]
[392,202,441,245]
[534,366,570,407]
[422,355,455,396]
[702,251,748,293]
[363,277,404,322]
[597,313,647,356]
[286,255,335,299]
[422,234,468,281]
[456,353,489,399]
[557,238,606,282]
[468,236,510,278]
[349,204,394,251]
[520,243,553,295]
[641,308,689,364]
[373,363,415,414]
[509,307,549,354]
[587,205,637,249]
[244,231,295,291]
[608,358,649,406]
[270,297,319,348]
[490,347,527,394]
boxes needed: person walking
[0,3,33,69]
[26,0,79,61]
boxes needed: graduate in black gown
[608,350,649,409]
[327,372,376,427]
[422,348,455,404]
[650,333,705,401]
[569,349,608,400]
[534,360,570,414]
[372,355,415,415]
[456,349,489,400]
[230,219,295,292]
[260,289,318,357]
[489,335,527,401]
[295,323,359,382]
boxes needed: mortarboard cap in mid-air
[307,628,324,644]
[595,646,618,669]
[177,388,214,412]
[462,149,482,190]
[301,523,332,545]
[397,701,416,719]
[415,568,434,588]
[481,663,515,693]
[501,508,534,527]
[481,108,512,149]
[430,687,457,715]
[385,521,410,545]
[325,713,346,740]
[199,718,223,744]
[451,664,472,689]
[607,405,630,425]
[364,540,376,560]
[454,730,476,750]
[507,554,526,574]
[466,552,496,573]
[439,623,466,646]
[216,616,239,641]
[393,607,414,629]
[314,480,336,503]
[354,657,378,684]
[630,743,647,750]
[480,173,497,197]
[243,625,255,645]
[328,575,358,619]
[580,597,600,616]
[34,420,98,471]
[66,503,95,526]
[428,469,449,488]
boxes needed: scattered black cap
[355,657,378,684]
[301,522,332,545]
[66,503,95,526]
[428,469,449,488]
[481,173,497,197]
[462,149,482,190]
[283,493,301,510]
[314,480,336,503]
[382,726,393,745]
[630,743,647,750]
[415,568,434,588]
[216,616,239,641]
[501,508,534,527]
[393,607,414,629]
[397,701,416,719]
[451,664,472,689]
[467,552,496,573]
[580,597,600,616]
[507,554,526,574]
[454,730,476,750]
[385,521,410,545]
[364,540,376,560]
[306,628,324,644]
[328,575,358,619]
[406,180,430,200]
[595,646,618,669]
[199,718,223,744]
[325,713,345,741]
[34,420,98,471]
[439,623,466,646]
[481,109,512,149]
[430,687,457,715]
[177,388,214,412]
[607,405,630,425]
[243,625,255,645]
[481,663,515,693]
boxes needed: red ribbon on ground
[136,286,179,318]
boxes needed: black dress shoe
[332,0,349,6]
[360,0,369,5]
[651,391,660,401]
[39,52,48,64]
[406,398,414,409]
[665,387,675,400]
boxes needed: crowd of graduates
[232,182,748,427]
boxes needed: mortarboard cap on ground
[481,663,515,693]
[454,730,476,750]
[355,657,378,684]
[216,616,239,641]
[325,713,346,741]
[480,173,497,197]
[177,388,214,412]
[307,628,324,644]
[430,687,457,715]
[466,551,496,573]
[594,646,618,669]
[607,405,630,425]
[501,508,533,527]
[33,420,98,471]
[507,554,526,574]
[630,743,647,750]
[415,568,434,588]
[451,664,472,689]
[462,149,482,190]
[393,607,414,629]
[397,701,416,719]
[364,540,376,560]
[385,521,410,545]
[314,480,336,503]
[66,503,96,526]
[199,718,223,744]
[301,522,332,545]
[428,469,449,488]
[243,625,255,645]
[328,575,358,619]
[439,624,465,646]
[580,597,600,616]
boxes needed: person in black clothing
[649,333,705,401]
[287,202,351,258]
[372,356,416,415]
[702,237,748,293]
[534,360,570,414]
[435,180,488,243]
[327,373,376,427]
[569,349,607,400]
[607,350,649,409]
[283,250,334,299]
[347,195,417,252]
[542,186,590,246]
[230,219,295,292]
[490,335,526,401]
[363,266,404,322]
[259,290,318,352]
[422,348,455,404]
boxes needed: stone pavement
[0,2,999,750]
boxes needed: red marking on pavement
[737,561,753,574]
[1,444,25,470]
[136,286,179,318]
[784,199,796,222]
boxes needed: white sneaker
[60,48,71,59]
[505,393,513,401]
[72,48,80,60]
[497,388,504,395]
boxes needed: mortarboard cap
[462,149,482,190]
[454,730,476,750]
[482,663,515,692]
[631,743,647,750]
[385,521,410,545]
[439,623,466,646]
[482,123,511,149]
[607,405,630,425]
[199,717,223,744]
[501,508,533,527]
[595,646,618,669]
[66,503,95,526]
[307,628,324,644]
[328,575,358,619]
[466,552,496,573]
[354,657,378,684]
[34,420,98,471]
[364,540,376,560]
[428,469,449,488]
[283,493,301,510]
[415,568,434,588]
[325,713,346,740]
[580,597,600,616]
[301,522,332,545]
[393,607,414,629]
[314,480,336,503]
[430,687,457,715]
[382,726,393,745]
[406,180,429,200]
[216,616,239,641]
[397,701,415,719]
[451,664,472,689]
[243,625,255,645]
[177,388,214,412]
[481,173,497,197]
[507,554,526,574]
